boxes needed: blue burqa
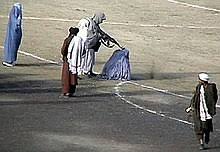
[101,48,131,80]
[3,3,22,64]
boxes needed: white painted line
[168,0,220,12]
[0,15,220,29]
[0,15,77,22]
[18,50,59,64]
[125,81,220,108]
[0,44,217,128]
[24,16,77,22]
[115,81,220,129]
[0,46,59,65]
[127,81,191,99]
[115,84,193,126]
[1,45,219,108]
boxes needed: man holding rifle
[77,12,122,77]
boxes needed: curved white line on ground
[168,0,220,12]
[1,45,219,107]
[0,15,220,29]
[114,81,220,126]
[115,81,193,126]
[0,45,219,127]
[128,81,191,99]
[118,81,220,107]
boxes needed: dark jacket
[61,34,74,61]
[190,83,218,133]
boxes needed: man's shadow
[16,63,58,67]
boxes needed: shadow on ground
[16,63,60,67]
[131,72,220,81]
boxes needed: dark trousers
[196,119,213,143]
[70,85,76,94]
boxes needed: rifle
[97,26,124,49]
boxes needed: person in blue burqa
[2,3,23,67]
[101,48,131,81]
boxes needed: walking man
[186,72,218,150]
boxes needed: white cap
[198,73,209,82]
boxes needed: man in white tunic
[186,73,218,150]
[77,12,106,77]
[68,35,84,75]
[67,33,84,96]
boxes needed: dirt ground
[0,1,220,151]
[1,0,220,93]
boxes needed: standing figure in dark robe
[2,3,22,67]
[186,73,218,150]
[60,27,79,97]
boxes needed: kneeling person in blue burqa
[101,48,131,80]
[2,3,22,67]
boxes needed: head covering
[198,73,209,82]
[69,27,79,35]
[14,3,22,9]
[13,3,22,19]
[92,12,106,24]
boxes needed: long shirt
[200,85,212,121]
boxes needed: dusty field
[1,0,220,94]
[1,1,220,151]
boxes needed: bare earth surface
[0,0,220,152]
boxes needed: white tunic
[67,36,84,74]
[77,18,99,74]
[200,85,212,121]
[77,18,90,42]
[77,17,99,49]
